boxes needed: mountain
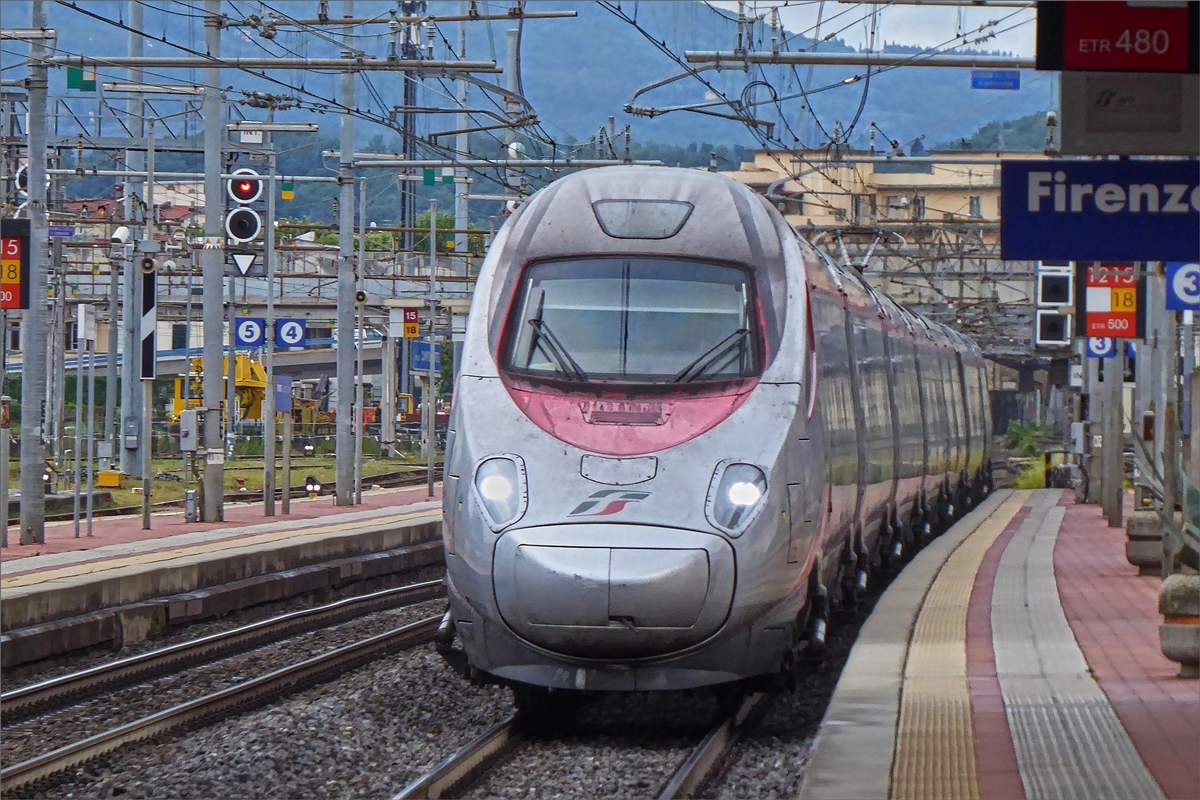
[1,1,1052,149]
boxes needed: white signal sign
[232,253,257,276]
[276,319,307,347]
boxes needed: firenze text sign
[1001,160,1200,262]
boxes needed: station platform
[799,489,1199,800]
[0,485,443,667]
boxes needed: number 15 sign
[1080,263,1145,339]
[0,219,31,310]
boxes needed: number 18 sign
[0,219,30,310]
[1083,263,1141,338]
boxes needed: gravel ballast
[3,600,448,767]
[463,692,721,799]
[30,645,511,799]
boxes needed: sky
[709,2,1038,57]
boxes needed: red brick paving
[1054,496,1200,800]
[969,503,1031,800]
[1,484,441,565]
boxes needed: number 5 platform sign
[0,219,31,310]
[1076,263,1145,338]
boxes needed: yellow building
[720,148,1053,360]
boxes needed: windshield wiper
[528,318,588,381]
[673,329,749,383]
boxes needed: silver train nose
[492,524,736,659]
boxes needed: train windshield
[503,258,759,384]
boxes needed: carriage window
[504,258,759,384]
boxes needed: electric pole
[454,1,469,254]
[335,0,355,505]
[120,0,145,475]
[201,0,225,521]
[19,0,49,544]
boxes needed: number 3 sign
[1166,263,1200,311]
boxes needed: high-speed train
[436,166,992,695]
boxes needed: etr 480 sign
[1037,2,1199,74]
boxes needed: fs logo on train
[568,490,651,517]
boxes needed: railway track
[0,615,442,795]
[1,579,445,723]
[394,692,769,800]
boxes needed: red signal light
[226,168,263,203]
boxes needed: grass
[1005,420,1055,457]
[1013,464,1047,489]
[11,453,438,513]
[1011,451,1071,490]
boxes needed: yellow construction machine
[172,354,269,421]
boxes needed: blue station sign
[1000,160,1200,262]
[971,69,1020,90]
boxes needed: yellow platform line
[890,492,1025,800]
[1,508,439,590]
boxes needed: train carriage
[437,166,991,694]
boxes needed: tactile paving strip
[992,491,1166,800]
[891,492,1025,800]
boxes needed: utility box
[180,409,199,452]
[184,489,199,523]
[96,470,122,488]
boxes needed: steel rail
[393,711,523,799]
[1,580,444,722]
[657,693,769,799]
[0,615,441,795]
[395,691,770,800]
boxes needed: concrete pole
[1104,348,1124,528]
[1189,324,1200,487]
[334,0,356,506]
[263,149,277,515]
[201,0,225,521]
[454,1,469,257]
[142,119,155,530]
[355,177,365,504]
[1150,274,1168,478]
[51,239,64,467]
[1086,351,1102,503]
[382,333,395,457]
[427,200,437,498]
[504,29,522,205]
[105,251,119,458]
[85,335,96,536]
[73,325,83,537]
[2,398,9,547]
[182,250,193,475]
[281,412,291,515]
[20,0,50,544]
[121,0,145,476]
[227,275,236,460]
[1,403,8,547]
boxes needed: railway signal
[225,168,264,243]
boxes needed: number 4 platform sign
[1077,263,1146,339]
[0,219,31,310]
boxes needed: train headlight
[473,455,527,531]
[706,461,768,537]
